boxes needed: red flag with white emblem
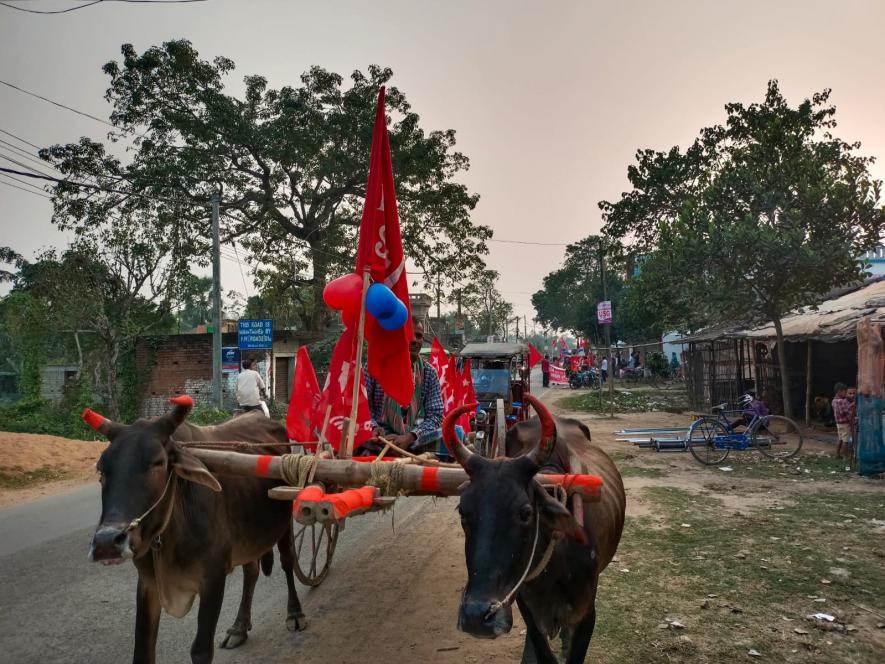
[457,359,476,433]
[286,346,321,442]
[429,337,456,411]
[355,86,414,406]
[311,328,373,451]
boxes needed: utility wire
[0,127,44,151]
[0,0,205,14]
[0,174,52,198]
[0,139,64,174]
[0,170,50,194]
[0,79,115,127]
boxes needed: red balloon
[323,273,363,311]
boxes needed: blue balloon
[366,283,399,319]
[377,297,408,330]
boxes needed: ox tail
[261,550,274,576]
[578,421,592,443]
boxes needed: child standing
[832,382,853,459]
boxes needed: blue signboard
[238,319,273,349]
[221,347,241,372]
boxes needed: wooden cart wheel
[493,398,507,457]
[292,520,339,587]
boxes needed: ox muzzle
[458,597,513,638]
[89,524,135,565]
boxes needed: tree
[601,81,885,416]
[42,41,492,331]
[456,269,513,340]
[175,274,213,331]
[532,236,658,344]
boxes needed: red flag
[457,359,477,433]
[355,87,414,406]
[527,343,543,369]
[429,337,456,411]
[311,328,373,452]
[445,355,458,412]
[286,346,321,442]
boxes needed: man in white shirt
[236,359,266,412]
[601,356,608,384]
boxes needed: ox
[446,394,625,664]
[86,396,305,664]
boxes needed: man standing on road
[601,356,608,384]
[364,319,444,454]
[236,359,267,413]
[541,354,550,388]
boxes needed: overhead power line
[0,174,52,198]
[488,238,568,247]
[0,0,205,15]
[0,79,115,127]
[0,127,43,151]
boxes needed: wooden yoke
[190,447,603,500]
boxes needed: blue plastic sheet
[857,394,885,475]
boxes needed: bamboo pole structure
[190,447,602,500]
[343,269,371,459]
[805,340,813,427]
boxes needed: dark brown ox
[446,395,625,664]
[86,395,305,664]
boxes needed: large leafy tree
[456,269,514,340]
[42,41,491,331]
[532,236,658,344]
[601,81,885,415]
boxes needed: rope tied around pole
[280,453,320,489]
[367,459,406,496]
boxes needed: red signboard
[597,300,612,325]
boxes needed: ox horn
[82,408,121,438]
[157,394,194,436]
[524,394,556,466]
[443,402,478,469]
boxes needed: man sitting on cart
[362,319,445,455]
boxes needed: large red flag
[311,328,373,452]
[527,343,543,369]
[355,86,414,406]
[457,359,476,433]
[286,346,321,442]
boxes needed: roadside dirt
[0,431,103,507]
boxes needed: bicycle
[686,396,803,465]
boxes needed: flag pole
[343,267,371,458]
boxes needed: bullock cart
[187,438,603,584]
[459,342,532,458]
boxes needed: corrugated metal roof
[459,342,528,358]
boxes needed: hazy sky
[2,0,884,328]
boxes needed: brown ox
[446,395,625,664]
[86,396,305,664]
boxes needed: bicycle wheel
[753,415,803,459]
[687,417,731,465]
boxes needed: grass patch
[588,485,885,663]
[560,387,688,414]
[619,465,666,479]
[711,451,855,481]
[0,464,68,489]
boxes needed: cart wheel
[292,520,339,587]
[687,417,730,465]
[753,415,803,459]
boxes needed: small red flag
[286,346,320,442]
[355,86,414,406]
[527,343,543,369]
[429,337,457,411]
[311,328,373,451]
[457,359,476,433]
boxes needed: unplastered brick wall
[137,334,235,416]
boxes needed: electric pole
[599,239,613,418]
[210,193,223,409]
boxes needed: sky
[1,0,884,331]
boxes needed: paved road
[0,482,438,663]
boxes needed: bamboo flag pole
[343,268,371,459]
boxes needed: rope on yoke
[280,453,320,489]
[367,459,406,497]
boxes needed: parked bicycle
[569,368,601,390]
[686,394,803,465]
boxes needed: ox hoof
[287,612,308,632]
[220,624,250,649]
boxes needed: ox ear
[170,444,222,492]
[535,483,588,545]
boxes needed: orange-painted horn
[82,408,109,432]
[443,402,477,468]
[170,395,194,408]
[524,394,556,465]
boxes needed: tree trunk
[771,315,792,418]
[103,338,122,420]
[308,248,329,332]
